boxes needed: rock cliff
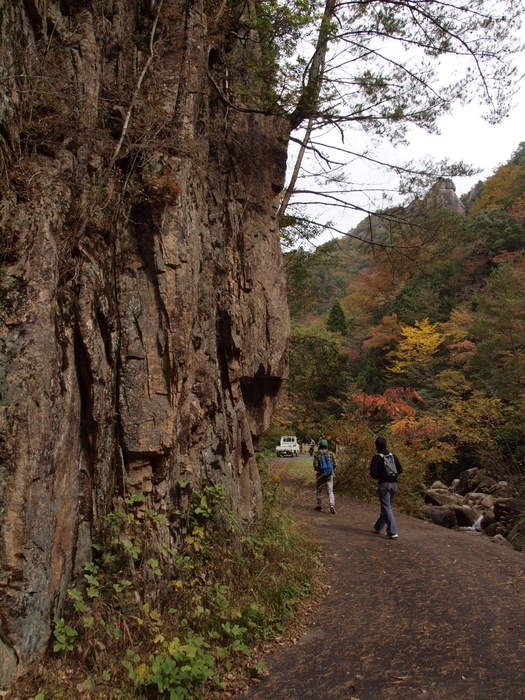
[0,0,289,682]
[423,177,465,215]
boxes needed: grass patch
[275,455,315,484]
[13,459,317,699]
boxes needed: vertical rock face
[424,178,465,215]
[0,0,290,681]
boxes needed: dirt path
[239,461,525,700]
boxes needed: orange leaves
[470,163,525,215]
[390,415,438,442]
[362,313,400,351]
[349,387,422,422]
[448,339,475,367]
[389,415,458,465]
[342,266,401,324]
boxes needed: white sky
[392,98,525,196]
[306,93,525,245]
[291,13,525,246]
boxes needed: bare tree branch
[110,1,164,167]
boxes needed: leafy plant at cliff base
[24,471,315,699]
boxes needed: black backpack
[381,452,397,477]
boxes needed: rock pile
[421,468,525,547]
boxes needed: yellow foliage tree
[388,318,444,381]
[435,369,471,396]
[441,391,504,453]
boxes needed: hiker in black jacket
[370,436,403,539]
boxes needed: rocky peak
[423,177,465,215]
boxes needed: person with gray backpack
[314,438,337,514]
[369,436,403,538]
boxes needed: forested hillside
[276,145,525,529]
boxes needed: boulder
[483,522,509,537]
[455,468,497,496]
[455,468,481,496]
[480,494,495,509]
[425,489,465,507]
[477,474,498,493]
[420,505,458,528]
[453,505,480,527]
[493,498,525,524]
[465,492,487,505]
[430,480,448,490]
[487,481,515,498]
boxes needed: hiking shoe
[373,529,381,534]
[388,534,399,539]
[314,506,322,511]
[329,505,336,514]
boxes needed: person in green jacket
[313,438,337,514]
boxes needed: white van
[275,436,300,457]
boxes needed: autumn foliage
[278,143,525,495]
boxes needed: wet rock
[422,468,525,550]
[421,505,458,529]
[482,509,496,527]
[483,522,509,537]
[453,505,480,527]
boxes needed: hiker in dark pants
[370,436,403,539]
[314,438,337,514]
